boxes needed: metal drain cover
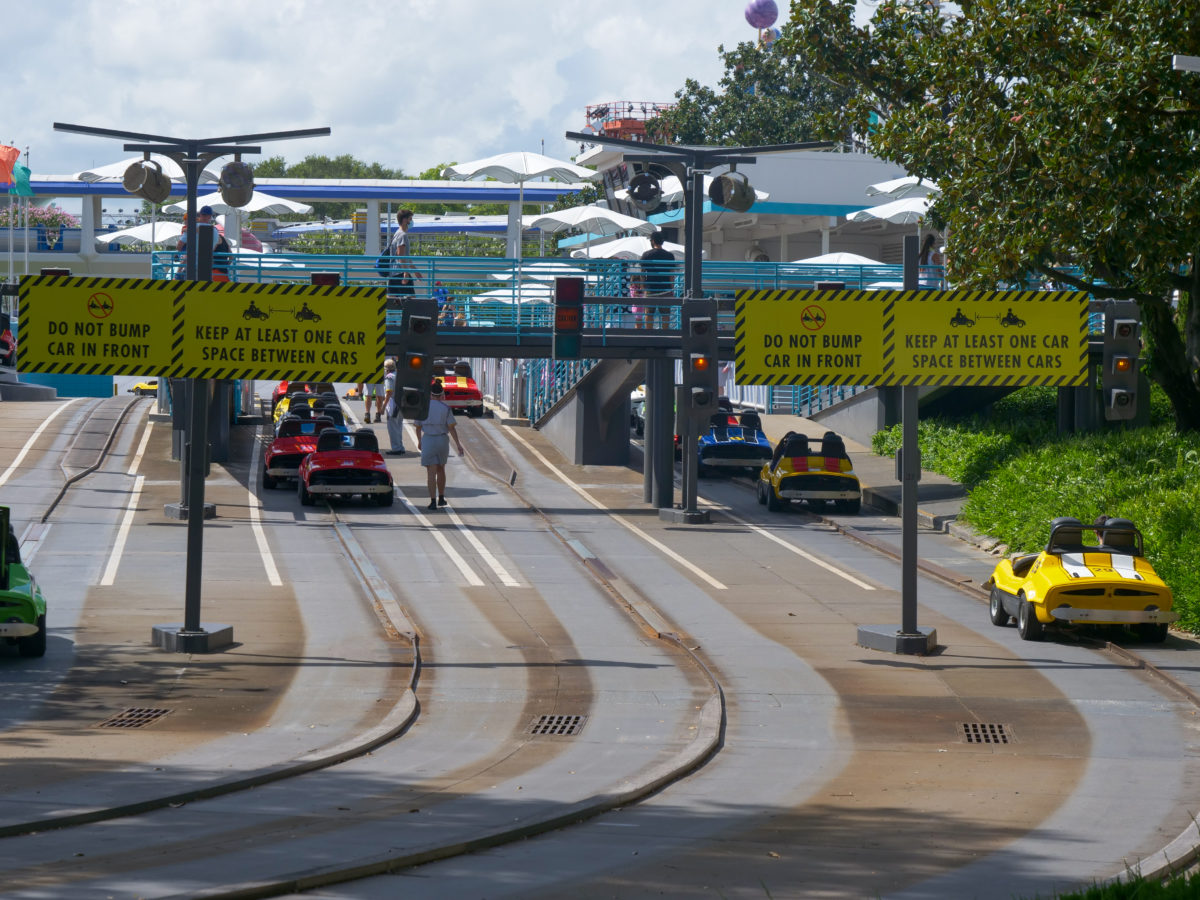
[960,722,1011,744]
[528,714,587,736]
[98,707,172,729]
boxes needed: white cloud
[11,0,807,176]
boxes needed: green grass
[872,385,1200,631]
[1028,870,1200,898]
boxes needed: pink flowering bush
[0,205,81,229]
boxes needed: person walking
[386,209,422,300]
[414,379,463,511]
[382,358,406,455]
[359,370,384,423]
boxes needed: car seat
[353,429,380,453]
[739,412,763,432]
[277,419,305,438]
[1099,517,1140,554]
[310,416,335,434]
[285,405,314,421]
[316,428,344,453]
[1046,516,1086,554]
[820,431,847,459]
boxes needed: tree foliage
[781,0,1200,431]
[647,32,854,145]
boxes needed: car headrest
[710,412,731,427]
[310,416,335,432]
[316,428,344,453]
[1047,516,1085,553]
[353,429,379,453]
[322,408,345,426]
[739,412,762,432]
[784,435,810,457]
[277,419,304,438]
[287,405,314,420]
[820,432,846,458]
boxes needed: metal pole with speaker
[53,122,331,654]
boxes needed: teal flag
[9,163,32,197]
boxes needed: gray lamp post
[53,122,330,653]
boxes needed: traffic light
[554,276,584,359]
[395,298,438,420]
[681,299,718,417]
[1102,299,1140,421]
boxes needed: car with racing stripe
[757,430,861,514]
[263,415,336,489]
[297,427,394,507]
[433,360,484,417]
[985,516,1176,642]
[697,411,773,477]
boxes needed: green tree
[648,32,854,145]
[781,0,1200,431]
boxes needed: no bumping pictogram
[87,292,115,319]
[800,305,826,331]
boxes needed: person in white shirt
[382,358,405,455]
[414,379,464,511]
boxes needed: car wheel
[468,407,482,418]
[18,615,46,658]
[756,481,767,506]
[1017,594,1043,641]
[766,486,783,512]
[262,469,276,490]
[298,480,314,506]
[697,462,710,479]
[1136,622,1168,643]
[836,498,862,515]
[378,490,395,507]
[989,587,1011,626]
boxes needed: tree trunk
[1143,277,1200,433]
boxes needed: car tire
[766,486,783,512]
[989,587,1011,626]
[756,481,767,506]
[1017,595,1043,641]
[468,407,482,418]
[18,615,46,658]
[262,469,276,490]
[378,490,395,507]
[836,498,862,515]
[697,462,710,479]
[298,481,314,506]
[1136,622,1168,643]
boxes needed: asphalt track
[0,393,1198,899]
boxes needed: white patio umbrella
[73,155,221,183]
[488,261,595,282]
[95,221,183,246]
[471,283,554,304]
[523,205,656,237]
[163,191,313,216]
[443,151,598,258]
[865,176,940,199]
[846,196,931,225]
[790,251,884,265]
[569,235,687,260]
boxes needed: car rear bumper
[0,622,39,638]
[1049,606,1179,624]
[307,483,393,495]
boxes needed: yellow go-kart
[756,431,861,515]
[985,517,1176,642]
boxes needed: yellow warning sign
[887,290,1088,386]
[735,288,1088,387]
[734,289,893,385]
[18,275,387,383]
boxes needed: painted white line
[101,474,144,586]
[126,419,155,476]
[248,424,282,587]
[18,523,50,565]
[0,399,81,489]
[717,507,877,591]
[443,506,521,587]
[395,487,485,587]
[504,428,727,591]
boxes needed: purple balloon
[745,0,778,30]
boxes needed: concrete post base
[163,502,216,520]
[857,624,938,655]
[659,507,710,525]
[151,623,234,653]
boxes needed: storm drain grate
[528,714,587,736]
[960,722,1011,744]
[98,707,172,729]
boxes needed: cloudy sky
[9,0,806,180]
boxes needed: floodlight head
[709,172,755,213]
[219,160,255,208]
[122,159,172,204]
[628,172,663,212]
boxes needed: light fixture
[122,157,172,204]
[627,172,663,212]
[219,158,255,208]
[709,171,756,213]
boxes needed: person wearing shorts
[359,377,384,423]
[414,379,464,511]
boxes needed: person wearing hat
[177,205,228,279]
[381,357,406,455]
[413,378,464,510]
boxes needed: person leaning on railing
[639,231,675,330]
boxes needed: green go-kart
[1,506,47,657]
